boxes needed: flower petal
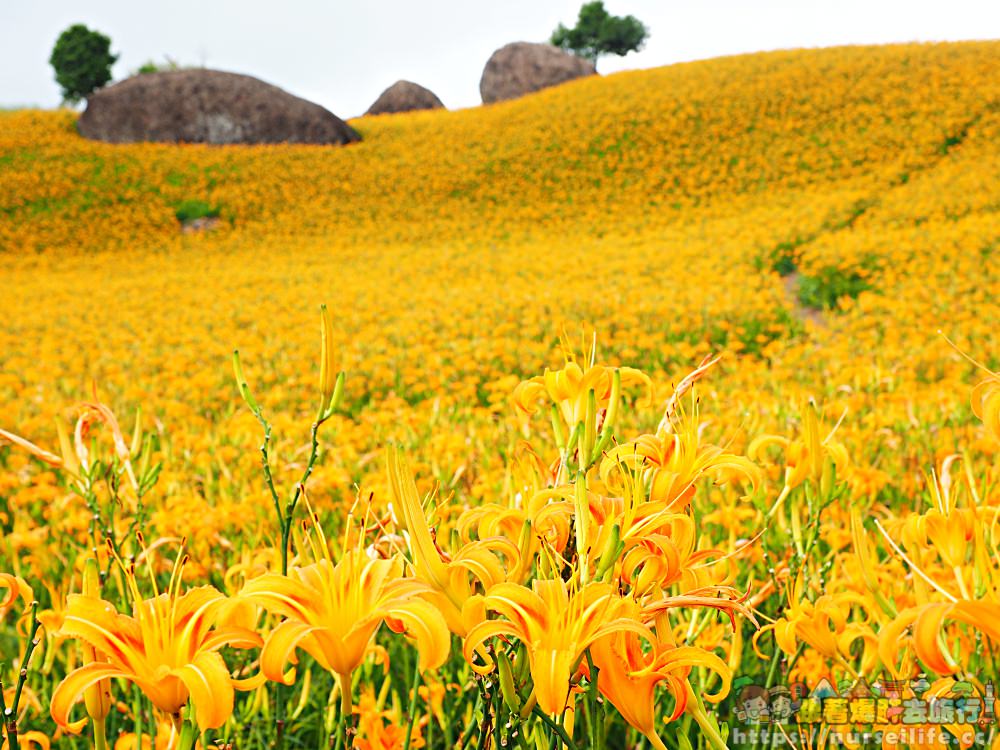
[174,651,233,730]
[51,663,131,733]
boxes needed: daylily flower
[512,359,653,435]
[240,547,449,712]
[753,576,877,675]
[0,397,140,499]
[748,399,849,515]
[529,485,730,590]
[891,600,1000,676]
[512,353,653,474]
[354,687,426,750]
[387,449,517,636]
[51,554,261,733]
[13,731,50,750]
[113,719,200,750]
[0,573,33,618]
[589,601,731,750]
[0,428,65,468]
[971,369,1000,446]
[462,577,651,715]
[601,410,761,512]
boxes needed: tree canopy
[550,1,649,64]
[49,24,118,104]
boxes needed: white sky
[2,1,998,117]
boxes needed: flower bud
[232,350,260,414]
[496,650,520,713]
[81,558,111,725]
[316,305,345,424]
[594,523,622,581]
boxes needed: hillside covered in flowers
[1,41,999,750]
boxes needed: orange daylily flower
[463,578,651,715]
[14,731,51,750]
[354,687,425,750]
[512,359,653,433]
[529,487,729,590]
[0,573,33,616]
[589,603,732,750]
[918,507,977,569]
[51,557,261,734]
[387,449,517,636]
[601,410,761,512]
[748,399,849,515]
[0,428,64,468]
[754,576,877,675]
[240,548,449,709]
[0,398,140,499]
[113,719,203,750]
[908,600,1000,676]
[971,371,1000,446]
[512,350,654,472]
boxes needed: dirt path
[781,271,826,327]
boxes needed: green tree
[550,1,648,64]
[49,24,118,104]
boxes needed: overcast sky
[2,1,998,117]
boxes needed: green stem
[93,719,109,750]
[12,603,40,712]
[177,719,198,750]
[403,658,422,750]
[335,672,353,750]
[132,685,144,750]
[274,683,286,750]
[685,685,727,750]
[2,602,42,750]
[456,693,482,749]
[585,650,602,750]
[531,705,578,750]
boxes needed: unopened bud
[497,651,520,713]
[316,305,344,423]
[232,350,260,414]
[594,523,622,581]
[80,557,112,723]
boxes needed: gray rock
[366,80,444,115]
[480,42,596,104]
[78,69,360,145]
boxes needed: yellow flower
[240,548,449,708]
[754,576,876,675]
[51,557,261,733]
[971,373,1000,446]
[387,449,517,636]
[354,687,425,750]
[589,611,731,750]
[748,399,849,515]
[0,573,33,617]
[601,409,761,512]
[513,359,652,432]
[462,578,650,715]
[919,507,976,569]
[903,600,1000,676]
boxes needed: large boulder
[480,42,596,104]
[366,80,444,116]
[78,69,360,145]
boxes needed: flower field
[1,40,1000,749]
